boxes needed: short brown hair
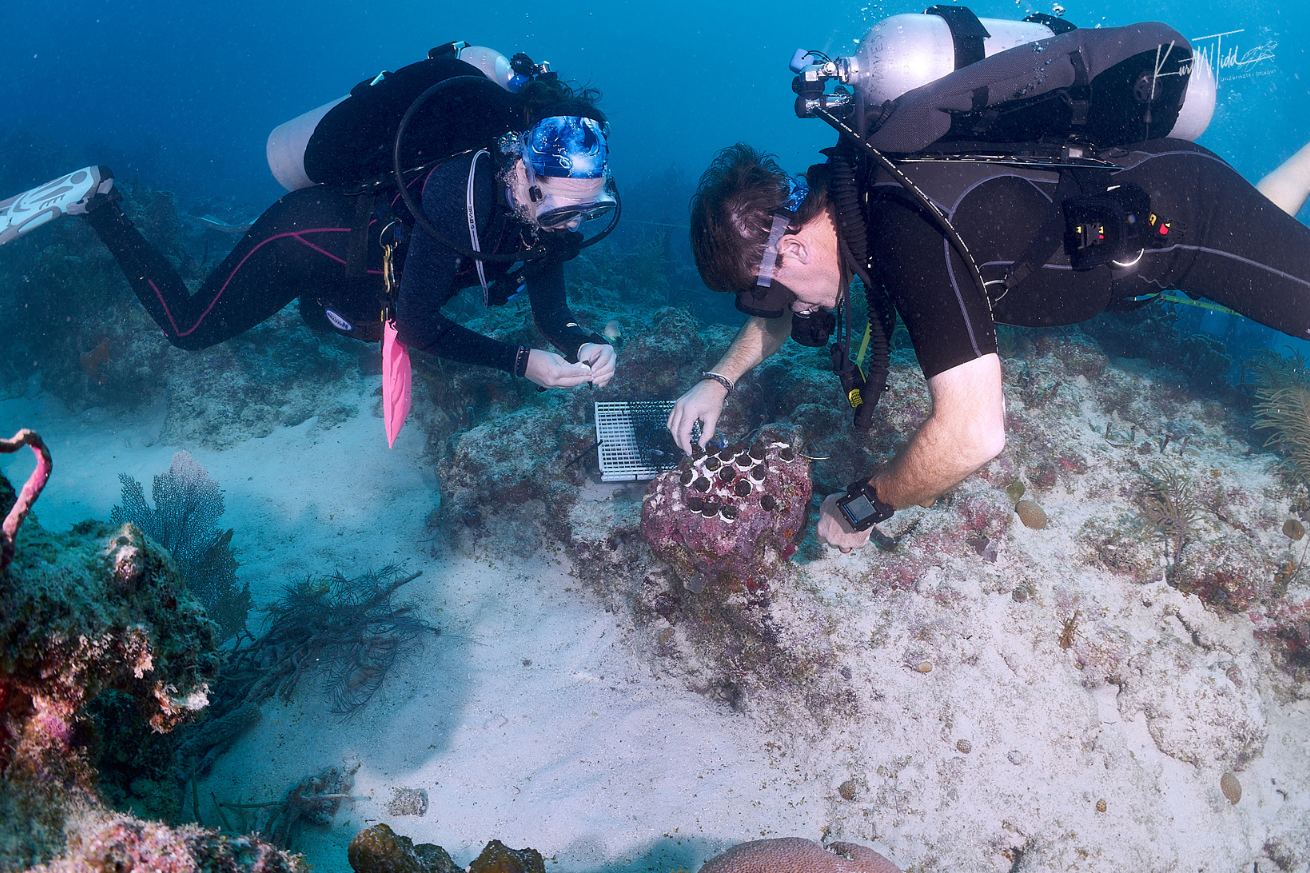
[689,144,830,294]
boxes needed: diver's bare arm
[873,353,1007,507]
[816,354,1006,550]
[710,314,793,382]
[668,315,792,452]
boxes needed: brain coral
[640,441,811,591]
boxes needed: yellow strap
[854,321,872,370]
[1152,291,1239,316]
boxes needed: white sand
[3,357,1308,873]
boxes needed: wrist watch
[836,478,895,531]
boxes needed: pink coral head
[699,838,904,873]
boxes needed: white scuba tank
[846,13,1216,141]
[266,45,516,192]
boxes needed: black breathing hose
[392,76,541,262]
[814,106,991,306]
[827,140,893,432]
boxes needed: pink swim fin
[381,321,412,448]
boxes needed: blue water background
[4,0,1308,351]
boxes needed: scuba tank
[847,12,1060,107]
[793,8,1216,144]
[266,43,519,192]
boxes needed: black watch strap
[836,478,895,531]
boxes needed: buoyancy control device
[267,43,521,192]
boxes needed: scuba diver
[668,10,1310,549]
[0,43,619,444]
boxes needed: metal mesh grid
[594,401,693,482]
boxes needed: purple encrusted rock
[640,441,811,591]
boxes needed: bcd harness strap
[999,163,1112,299]
[466,149,492,304]
[342,149,493,298]
[925,5,991,70]
[345,189,379,280]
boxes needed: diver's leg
[87,187,367,350]
[1256,140,1310,218]
[1116,145,1310,340]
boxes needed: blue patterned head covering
[523,116,609,179]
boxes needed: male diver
[668,14,1310,550]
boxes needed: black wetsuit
[84,149,604,374]
[862,139,1310,380]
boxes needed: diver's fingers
[698,413,718,450]
[525,350,593,388]
[668,401,695,454]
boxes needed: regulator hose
[827,139,894,432]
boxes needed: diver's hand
[525,349,595,388]
[816,494,873,553]
[668,379,728,454]
[577,342,616,387]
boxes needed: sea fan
[111,451,250,640]
[1136,465,1200,564]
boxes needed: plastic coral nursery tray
[593,401,694,482]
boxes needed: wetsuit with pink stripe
[85,149,603,373]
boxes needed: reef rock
[0,464,294,872]
[0,513,219,786]
[640,441,811,591]
[33,808,303,873]
[347,828,539,873]
[347,823,457,873]
[1172,533,1272,613]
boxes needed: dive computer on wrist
[836,478,895,531]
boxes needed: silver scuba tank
[266,44,516,192]
[795,12,1216,142]
[848,13,1058,107]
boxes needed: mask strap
[756,212,793,288]
[754,176,810,288]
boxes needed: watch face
[842,493,876,520]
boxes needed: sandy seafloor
[3,350,1310,873]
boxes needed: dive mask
[530,174,618,229]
